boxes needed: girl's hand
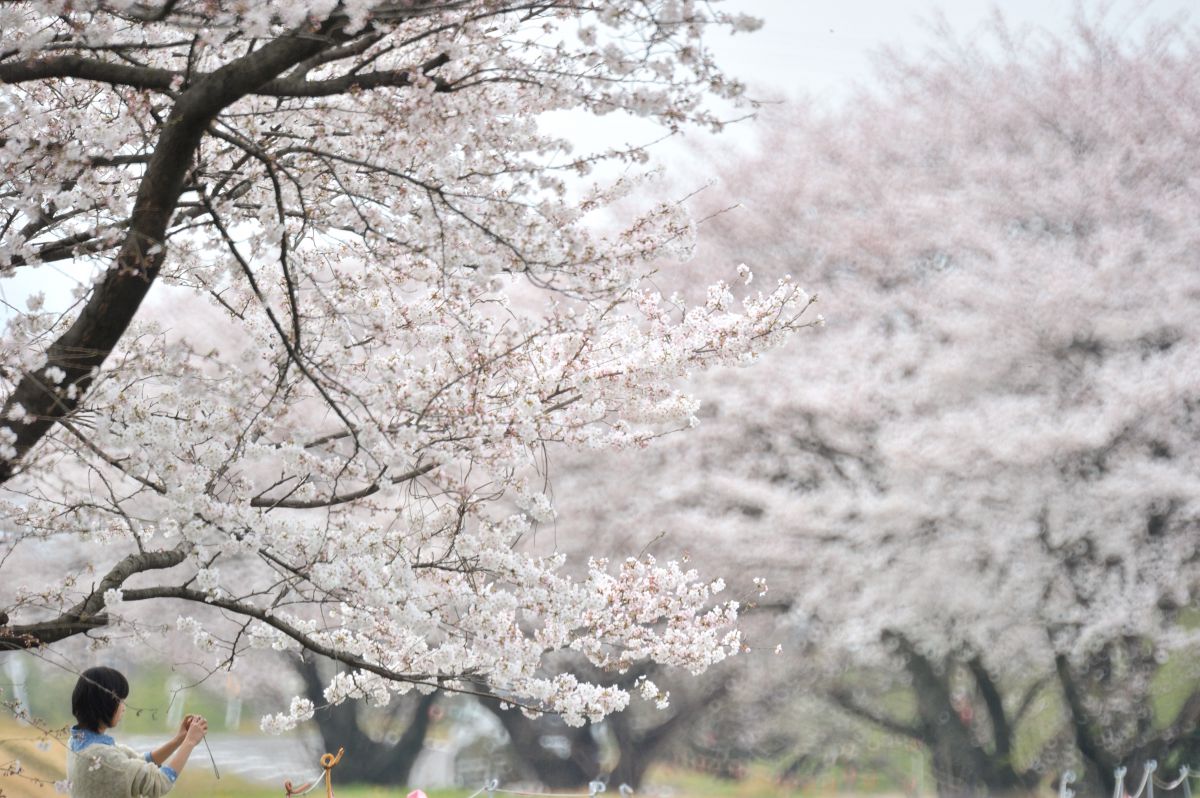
[183,716,208,746]
[175,714,196,741]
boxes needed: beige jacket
[67,740,175,798]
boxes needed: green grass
[2,654,260,737]
[2,716,807,798]
[644,765,805,798]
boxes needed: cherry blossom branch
[0,20,350,483]
[0,0,784,732]
[0,547,189,650]
[248,462,436,509]
[198,190,361,447]
[58,419,168,495]
[0,57,458,97]
[96,585,541,712]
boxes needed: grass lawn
[1,656,915,798]
[1,714,910,798]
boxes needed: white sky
[3,1,1194,316]
[714,0,1194,101]
[542,0,1196,191]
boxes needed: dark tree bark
[0,547,188,650]
[605,708,683,789]
[298,655,437,786]
[833,633,1039,798]
[605,680,728,790]
[477,693,601,788]
[0,23,348,485]
[897,635,1038,798]
[477,669,726,791]
[1056,645,1200,798]
[1055,652,1120,795]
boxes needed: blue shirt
[68,726,178,782]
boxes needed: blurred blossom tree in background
[548,8,1200,796]
[0,0,819,736]
[4,2,1200,795]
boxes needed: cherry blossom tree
[0,0,819,730]
[548,9,1200,796]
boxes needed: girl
[67,667,207,798]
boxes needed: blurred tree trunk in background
[298,656,437,786]
[607,676,729,790]
[832,633,1041,798]
[1057,642,1200,797]
[477,696,601,788]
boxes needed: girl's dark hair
[71,667,129,732]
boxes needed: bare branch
[249,462,437,509]
[828,688,925,742]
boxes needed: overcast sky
[713,0,1194,101]
[3,1,1194,317]
[549,0,1196,180]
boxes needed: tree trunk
[298,656,437,786]
[1058,648,1200,798]
[606,711,661,790]
[884,634,1035,798]
[476,695,601,788]
[605,686,719,790]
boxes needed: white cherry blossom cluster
[0,0,811,727]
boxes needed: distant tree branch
[828,687,924,741]
[1055,653,1118,790]
[967,656,1012,759]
